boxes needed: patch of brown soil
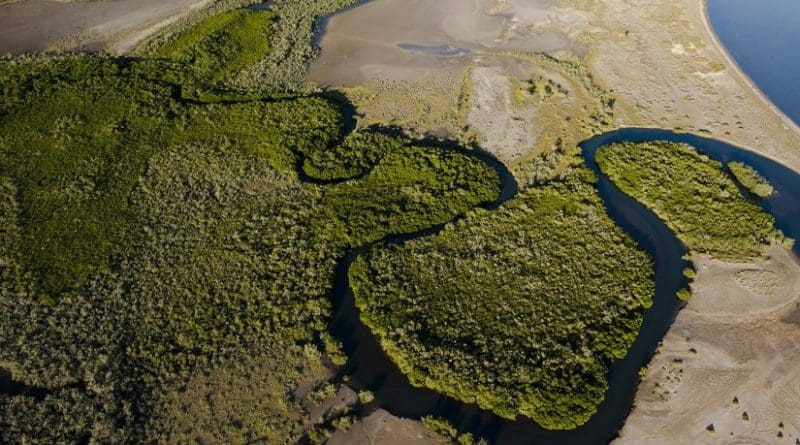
[327,409,444,445]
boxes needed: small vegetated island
[596,141,785,258]
[727,161,774,199]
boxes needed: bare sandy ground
[308,0,607,169]
[308,0,589,86]
[583,0,800,172]
[327,409,444,445]
[616,245,800,444]
[468,66,539,162]
[0,0,210,55]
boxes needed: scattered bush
[728,161,774,198]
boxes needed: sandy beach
[585,0,800,172]
[699,0,800,142]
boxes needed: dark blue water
[707,0,800,126]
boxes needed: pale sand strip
[699,0,800,149]
[0,0,210,55]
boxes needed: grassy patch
[597,141,783,258]
[153,9,275,91]
[350,168,654,429]
[727,161,774,198]
[0,56,342,296]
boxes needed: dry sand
[616,245,800,444]
[0,0,210,55]
[327,409,444,445]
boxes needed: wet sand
[0,0,209,55]
[307,0,589,86]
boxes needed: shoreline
[698,0,800,139]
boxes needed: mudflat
[308,0,588,86]
[0,0,209,55]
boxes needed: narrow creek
[327,127,800,445]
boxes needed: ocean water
[707,0,800,126]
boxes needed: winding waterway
[310,1,800,443]
[330,127,800,445]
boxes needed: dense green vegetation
[6,0,745,439]
[350,168,654,429]
[303,131,403,181]
[727,161,774,198]
[0,55,343,296]
[152,8,276,91]
[0,6,499,443]
[596,141,783,257]
[318,144,499,245]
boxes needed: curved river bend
[329,128,800,445]
[310,0,800,440]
